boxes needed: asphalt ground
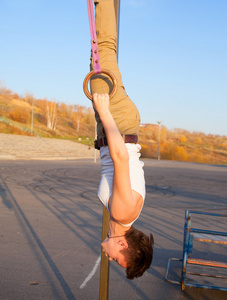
[0,159,226,300]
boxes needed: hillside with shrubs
[0,87,226,165]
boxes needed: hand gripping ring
[83,69,117,101]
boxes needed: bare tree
[24,91,34,105]
[46,101,57,130]
[73,105,85,132]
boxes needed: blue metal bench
[165,210,227,291]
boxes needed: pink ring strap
[87,0,101,74]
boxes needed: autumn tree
[24,91,34,106]
[73,105,86,132]
[46,100,57,130]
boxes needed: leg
[91,0,123,95]
[90,0,140,138]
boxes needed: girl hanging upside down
[90,0,154,279]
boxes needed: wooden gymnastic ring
[83,69,117,101]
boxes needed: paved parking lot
[0,159,226,299]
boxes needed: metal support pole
[157,121,161,160]
[114,0,120,60]
[99,206,110,300]
[99,1,120,300]
[94,122,97,163]
[31,99,34,135]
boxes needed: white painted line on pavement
[80,255,101,289]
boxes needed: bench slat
[192,233,227,244]
[188,258,227,268]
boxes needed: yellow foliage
[195,137,202,144]
[140,143,158,159]
[8,108,30,124]
[12,99,31,109]
[175,146,188,161]
[161,126,167,142]
[180,134,187,143]
[1,85,227,165]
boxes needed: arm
[92,93,128,162]
[93,94,142,224]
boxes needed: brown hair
[120,226,154,280]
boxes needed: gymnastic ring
[83,69,117,101]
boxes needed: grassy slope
[0,90,226,164]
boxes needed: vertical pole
[99,206,110,300]
[31,99,34,135]
[99,1,120,300]
[94,122,97,163]
[157,121,161,160]
[114,0,120,60]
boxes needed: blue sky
[1,0,227,136]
